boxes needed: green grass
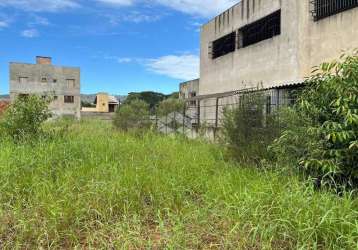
[0,120,357,249]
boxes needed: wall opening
[312,0,358,21]
[212,32,236,59]
[239,10,281,48]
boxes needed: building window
[239,10,281,48]
[18,94,29,99]
[66,79,76,88]
[312,0,358,21]
[41,77,47,83]
[212,32,236,59]
[53,79,57,83]
[189,92,197,106]
[19,77,28,84]
[64,96,74,103]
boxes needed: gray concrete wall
[9,62,81,119]
[199,0,358,96]
[179,79,200,99]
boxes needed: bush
[113,99,151,131]
[222,92,279,165]
[271,52,358,187]
[157,98,185,116]
[0,95,52,141]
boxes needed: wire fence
[148,87,301,140]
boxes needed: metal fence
[149,86,301,139]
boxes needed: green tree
[113,99,151,131]
[124,92,166,111]
[157,98,185,116]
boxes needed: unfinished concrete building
[9,56,81,119]
[189,0,358,126]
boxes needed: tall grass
[0,120,357,249]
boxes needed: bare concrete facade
[193,0,358,126]
[10,56,81,119]
[179,79,199,100]
[200,0,358,95]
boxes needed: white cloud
[96,0,134,6]
[28,15,50,26]
[104,53,199,80]
[21,28,39,38]
[146,54,199,80]
[154,0,237,18]
[0,0,79,12]
[0,20,8,29]
[95,0,238,18]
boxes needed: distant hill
[0,95,10,101]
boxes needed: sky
[0,0,237,95]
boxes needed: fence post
[197,100,201,131]
[182,103,186,135]
[174,111,176,133]
[165,114,168,135]
[214,97,219,140]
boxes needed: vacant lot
[0,121,357,249]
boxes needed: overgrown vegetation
[0,95,52,141]
[271,52,358,187]
[0,120,357,249]
[157,98,185,116]
[113,99,151,131]
[222,92,279,164]
[124,91,179,111]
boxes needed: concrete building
[81,93,119,113]
[179,79,200,124]
[188,0,358,125]
[179,79,199,100]
[9,56,81,119]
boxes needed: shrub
[0,95,52,141]
[271,52,358,187]
[222,92,279,165]
[157,98,185,116]
[113,99,151,131]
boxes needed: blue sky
[0,0,236,95]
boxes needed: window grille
[239,10,281,48]
[64,96,74,103]
[212,32,236,59]
[311,0,358,21]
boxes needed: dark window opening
[212,32,236,59]
[312,0,358,21]
[64,96,74,103]
[18,94,29,99]
[239,10,281,48]
[53,79,57,83]
[41,77,47,83]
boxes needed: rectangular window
[41,77,47,83]
[212,32,236,59]
[312,0,358,21]
[19,77,28,84]
[239,10,281,48]
[64,96,74,103]
[66,79,76,88]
